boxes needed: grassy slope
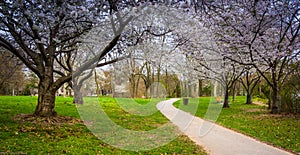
[173,96,300,153]
[0,96,206,155]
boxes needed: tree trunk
[144,81,150,99]
[94,71,101,97]
[135,76,140,98]
[258,83,262,97]
[12,84,15,96]
[267,87,272,109]
[198,79,202,97]
[34,80,57,117]
[165,69,170,97]
[156,66,161,98]
[73,85,83,104]
[246,94,252,104]
[232,84,236,102]
[223,87,230,108]
[74,91,83,104]
[130,76,135,98]
[271,86,279,114]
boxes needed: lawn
[174,96,300,154]
[0,96,206,154]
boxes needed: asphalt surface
[157,99,294,155]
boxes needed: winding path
[156,99,293,155]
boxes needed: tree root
[13,114,83,126]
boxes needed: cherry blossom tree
[239,67,261,104]
[80,3,206,100]
[203,0,300,113]
[0,0,130,116]
[189,49,244,108]
[0,0,203,116]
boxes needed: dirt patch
[13,114,83,126]
[245,108,267,113]
[253,101,268,107]
[259,113,300,119]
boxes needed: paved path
[157,99,294,155]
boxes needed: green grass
[174,96,300,153]
[0,96,206,154]
[92,97,167,131]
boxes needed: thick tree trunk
[144,82,150,99]
[129,75,135,98]
[246,94,252,104]
[74,91,83,104]
[34,80,57,117]
[267,87,272,109]
[223,88,230,108]
[73,85,83,104]
[271,86,279,114]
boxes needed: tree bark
[223,87,230,108]
[34,79,57,117]
[246,93,252,104]
[135,76,140,98]
[94,70,101,97]
[267,87,272,109]
[12,85,15,96]
[271,86,279,114]
[73,85,83,104]
[198,79,202,97]
[129,75,136,98]
[156,65,161,98]
[231,82,236,102]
